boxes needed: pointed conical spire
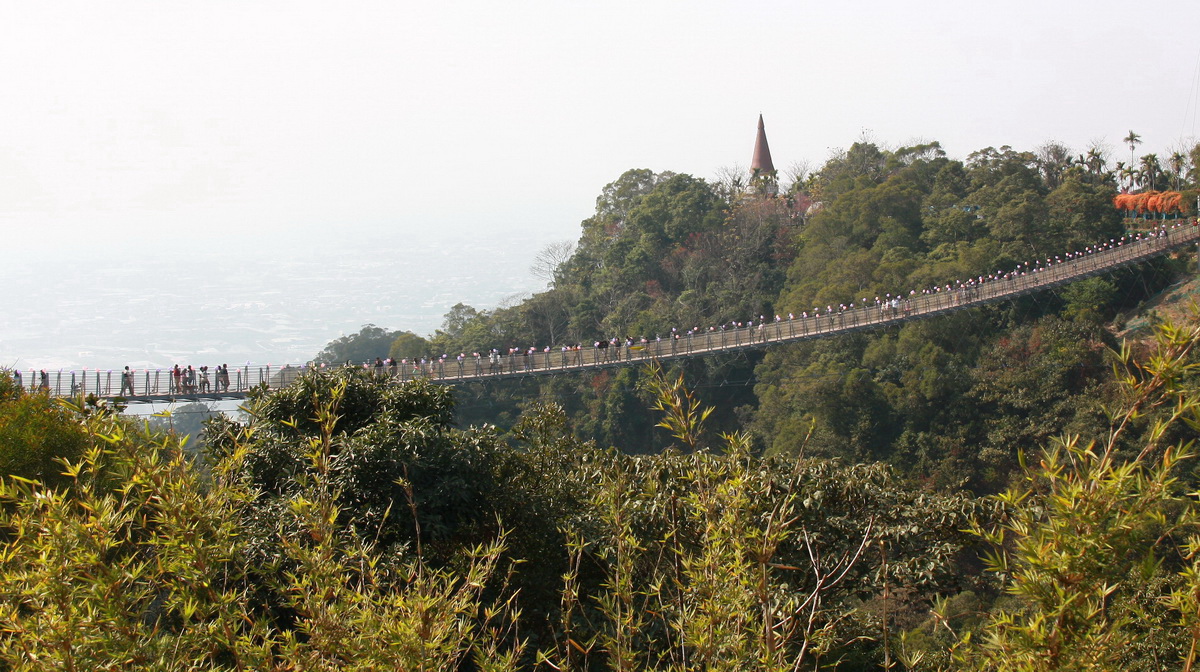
[751,114,775,175]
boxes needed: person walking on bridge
[120,366,135,396]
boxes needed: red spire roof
[751,114,775,174]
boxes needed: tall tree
[1035,141,1073,190]
[1139,153,1162,192]
[1123,129,1142,170]
[530,241,575,286]
[1170,151,1186,190]
[1079,144,1110,185]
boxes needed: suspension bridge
[8,222,1200,404]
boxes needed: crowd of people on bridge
[7,222,1195,394]
[164,364,232,394]
[336,223,1189,381]
[6,363,239,398]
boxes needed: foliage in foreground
[5,306,1200,669]
[0,383,521,671]
[0,366,977,670]
[901,310,1200,671]
[0,371,88,490]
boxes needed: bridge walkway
[11,222,1200,403]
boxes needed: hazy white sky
[2,0,1199,254]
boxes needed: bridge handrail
[8,222,1200,401]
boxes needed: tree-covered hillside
[319,137,1200,492]
[5,133,1200,669]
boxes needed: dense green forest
[318,138,1200,492]
[4,136,1200,669]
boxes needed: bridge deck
[10,223,1200,403]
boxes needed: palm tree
[1139,154,1161,192]
[1115,162,1134,192]
[1169,152,1186,190]
[1076,147,1108,184]
[1123,130,1142,169]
